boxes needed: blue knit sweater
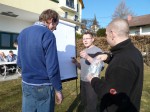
[17,23,62,91]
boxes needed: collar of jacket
[110,38,133,55]
[34,21,47,28]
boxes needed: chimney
[127,15,132,21]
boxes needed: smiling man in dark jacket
[87,18,143,112]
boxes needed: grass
[140,65,150,112]
[0,65,150,112]
[0,79,22,112]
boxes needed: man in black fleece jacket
[87,18,143,112]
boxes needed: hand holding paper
[87,59,103,82]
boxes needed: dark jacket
[91,39,143,112]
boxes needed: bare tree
[82,19,93,30]
[112,0,134,19]
[82,15,100,33]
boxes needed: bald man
[87,18,143,112]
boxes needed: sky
[82,0,150,28]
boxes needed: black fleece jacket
[91,39,143,112]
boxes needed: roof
[79,0,84,9]
[128,14,150,27]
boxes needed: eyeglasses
[82,38,92,40]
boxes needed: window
[0,32,18,49]
[74,15,78,21]
[135,31,140,35]
[77,4,79,12]
[66,0,74,8]
[65,12,68,18]
[75,26,79,31]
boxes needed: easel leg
[76,79,78,96]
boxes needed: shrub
[76,33,83,39]
[97,28,106,37]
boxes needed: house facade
[0,0,84,54]
[128,14,150,36]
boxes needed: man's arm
[88,66,136,99]
[80,50,94,63]
[43,32,62,91]
[71,57,81,69]
[96,52,112,63]
[43,33,63,104]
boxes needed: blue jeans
[22,82,55,112]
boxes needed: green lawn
[0,65,150,112]
[140,65,150,112]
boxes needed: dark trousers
[80,80,98,112]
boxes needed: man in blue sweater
[17,9,63,112]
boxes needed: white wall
[129,26,150,36]
[0,15,33,33]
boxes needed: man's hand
[71,57,81,69]
[96,54,108,61]
[80,51,93,63]
[71,57,77,64]
[55,91,63,104]
[86,74,94,83]
[80,50,88,59]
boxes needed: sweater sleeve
[43,33,62,91]
[91,66,136,99]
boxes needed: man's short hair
[108,18,129,36]
[39,9,59,23]
[83,31,94,38]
